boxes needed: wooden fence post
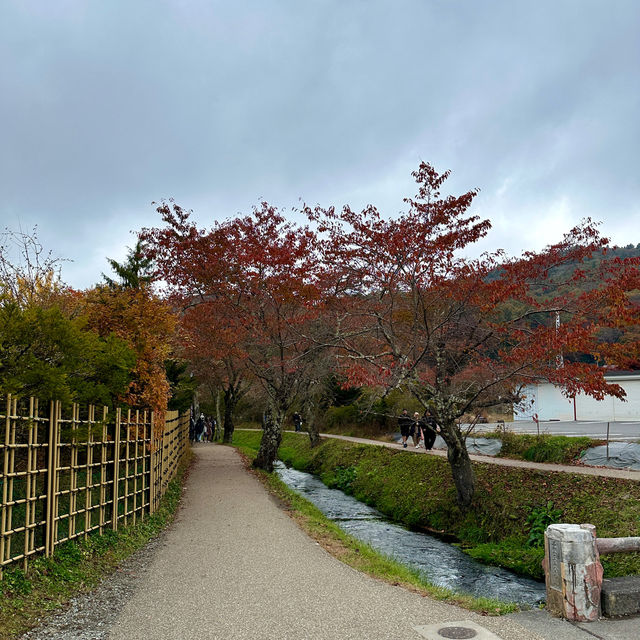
[112,408,121,531]
[45,400,60,557]
[160,417,167,498]
[0,395,12,576]
[149,411,155,514]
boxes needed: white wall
[514,376,640,421]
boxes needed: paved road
[109,445,550,640]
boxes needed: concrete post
[543,523,603,621]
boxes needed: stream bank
[275,462,546,606]
[257,431,640,580]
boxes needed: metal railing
[0,395,189,577]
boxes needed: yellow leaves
[82,286,177,414]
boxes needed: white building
[514,373,640,421]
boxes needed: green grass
[0,452,192,640]
[490,432,595,463]
[235,431,640,581]
[233,438,517,615]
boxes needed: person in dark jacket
[195,414,205,442]
[292,412,303,432]
[398,409,412,448]
[189,414,196,443]
[422,410,439,450]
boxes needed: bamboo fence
[0,395,189,577]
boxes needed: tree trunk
[305,410,321,448]
[253,407,283,472]
[441,422,476,509]
[222,388,235,443]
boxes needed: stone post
[543,523,603,621]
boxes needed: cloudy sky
[1,0,639,289]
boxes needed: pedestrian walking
[412,412,425,448]
[398,409,412,448]
[293,412,303,432]
[189,413,196,443]
[422,410,439,450]
[195,413,205,443]
[204,417,213,442]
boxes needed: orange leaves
[82,286,177,414]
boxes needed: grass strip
[0,451,192,640]
[232,440,518,616]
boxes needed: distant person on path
[412,412,425,448]
[195,413,205,442]
[293,412,303,432]
[204,416,213,442]
[398,409,412,448]
[422,410,439,450]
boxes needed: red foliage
[307,162,640,423]
[143,202,327,415]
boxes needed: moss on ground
[236,431,640,580]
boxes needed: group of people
[397,409,439,449]
[189,413,218,443]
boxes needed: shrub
[526,501,562,547]
[522,436,592,463]
[325,405,360,430]
[497,432,593,464]
[333,465,358,493]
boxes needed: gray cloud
[1,0,638,287]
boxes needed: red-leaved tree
[309,163,640,508]
[143,201,328,470]
[179,300,249,442]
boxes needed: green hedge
[236,431,640,581]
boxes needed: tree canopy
[143,162,640,506]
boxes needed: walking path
[109,445,545,639]
[110,445,552,639]
[23,443,638,639]
[319,433,640,481]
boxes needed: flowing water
[275,462,546,606]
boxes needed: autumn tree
[309,162,640,508]
[143,201,327,470]
[0,227,66,308]
[179,301,249,443]
[83,244,177,415]
[0,227,135,405]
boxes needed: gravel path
[21,533,166,639]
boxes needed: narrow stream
[275,462,546,606]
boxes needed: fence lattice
[0,396,189,576]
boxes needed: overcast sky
[2,0,639,289]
